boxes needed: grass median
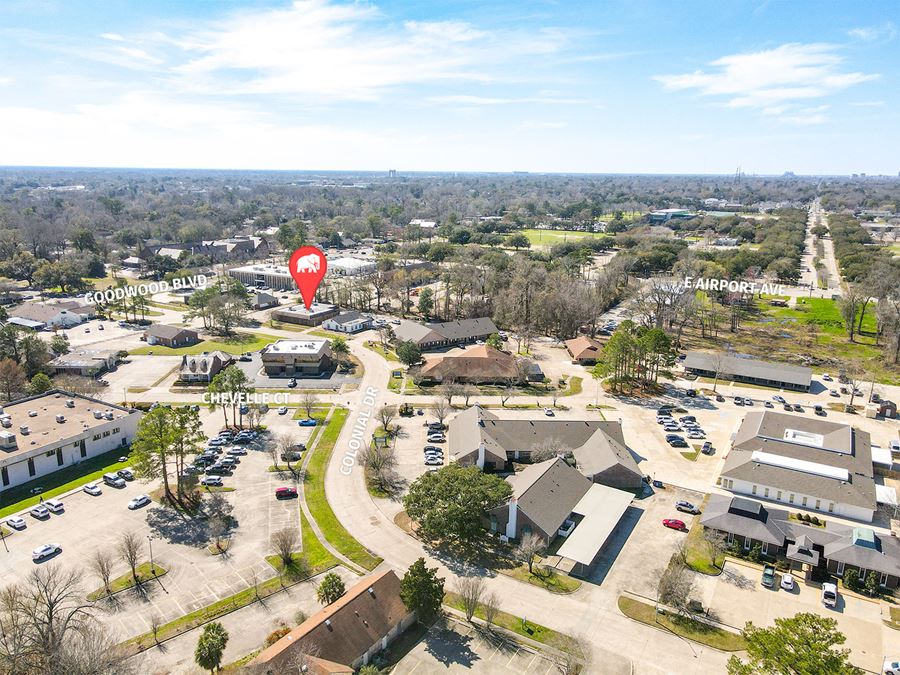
[88,562,168,601]
[129,332,280,356]
[0,449,133,518]
[617,596,746,651]
[303,406,383,571]
[444,591,566,645]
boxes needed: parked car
[544,408,555,416]
[764,401,774,408]
[278,406,288,415]
[6,516,26,530]
[822,582,838,607]
[200,476,223,487]
[780,573,795,591]
[423,446,443,454]
[426,434,446,443]
[208,437,228,446]
[288,378,297,388]
[651,479,664,488]
[30,505,50,519]
[822,373,832,381]
[424,457,443,466]
[773,395,786,404]
[103,472,126,488]
[715,394,725,402]
[275,487,298,499]
[662,519,686,531]
[883,659,900,675]
[83,482,102,496]
[792,403,804,412]
[783,403,793,411]
[206,465,232,475]
[656,416,673,425]
[679,415,696,423]
[761,564,776,588]
[227,447,248,455]
[427,422,446,430]
[701,441,714,455]
[666,436,687,447]
[43,499,64,513]
[219,456,237,466]
[830,389,839,397]
[127,494,151,510]
[814,405,826,416]
[733,397,744,406]
[117,468,135,481]
[890,440,900,454]
[32,543,61,561]
[298,419,317,427]
[687,431,705,439]
[675,500,699,514]
[663,424,681,432]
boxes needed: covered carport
[554,483,634,577]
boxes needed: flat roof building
[0,391,142,490]
[329,257,376,276]
[228,263,295,291]
[260,339,333,377]
[50,349,118,377]
[683,350,812,392]
[272,302,340,327]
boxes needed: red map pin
[288,246,327,310]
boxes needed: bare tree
[438,379,462,406]
[431,397,449,425]
[844,366,864,408]
[456,577,484,622]
[300,391,318,419]
[461,384,477,407]
[271,528,299,568]
[268,442,282,471]
[514,533,545,574]
[500,381,515,407]
[359,444,401,495]
[657,557,694,617]
[482,591,500,630]
[277,433,302,477]
[287,638,322,674]
[150,614,162,646]
[118,532,143,585]
[209,515,230,554]
[529,437,571,463]
[838,284,865,342]
[377,405,397,435]
[548,633,591,675]
[90,549,114,597]
[703,528,727,570]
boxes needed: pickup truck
[761,564,776,588]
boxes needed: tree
[417,287,434,317]
[277,433,302,477]
[864,570,879,597]
[131,406,177,503]
[506,233,531,250]
[49,334,70,356]
[485,332,504,350]
[271,528,299,569]
[657,555,693,617]
[377,404,397,435]
[329,336,350,363]
[400,557,445,624]
[90,549,114,597]
[514,532,546,574]
[529,437,571,463]
[431,396,449,425]
[548,633,590,675]
[300,391,318,419]
[727,613,861,675]
[842,567,859,591]
[221,366,253,428]
[703,528,727,570]
[317,573,346,605]
[0,358,26,401]
[456,577,484,621]
[437,379,462,406]
[195,621,228,674]
[396,340,422,366]
[118,532,143,586]
[403,464,512,544]
[838,285,864,342]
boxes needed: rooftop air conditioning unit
[28,410,37,417]
[55,414,65,423]
[1,419,11,429]
[93,411,103,419]
[19,426,29,435]
[105,411,114,420]
[65,400,75,408]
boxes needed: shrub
[264,626,291,647]
[748,544,762,563]
[811,516,821,526]
[843,568,859,590]
[294,609,308,625]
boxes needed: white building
[227,264,295,291]
[322,311,374,333]
[409,219,436,229]
[329,257,376,276]
[0,391,142,490]
[8,303,85,330]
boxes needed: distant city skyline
[0,1,897,174]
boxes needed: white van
[822,582,838,608]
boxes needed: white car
[884,659,900,675]
[32,543,61,561]
[200,476,223,487]
[822,582,838,607]
[83,482,102,496]
[6,516,26,530]
[424,457,443,466]
[780,573,795,591]
[544,408,555,416]
[127,494,151,510]
[30,505,50,519]
[686,431,705,439]
[44,499,64,513]
[426,434,446,443]
[278,406,288,415]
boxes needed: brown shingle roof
[565,336,604,361]
[418,345,519,382]
[146,324,198,340]
[253,570,410,670]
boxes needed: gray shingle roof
[506,458,592,538]
[683,350,812,388]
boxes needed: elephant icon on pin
[295,253,321,273]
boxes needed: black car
[783,404,793,411]
[117,469,135,481]
[667,436,688,447]
[206,465,232,476]
[793,403,804,412]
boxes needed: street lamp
[147,535,155,573]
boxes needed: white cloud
[164,0,568,100]
[0,77,13,86]
[428,95,584,106]
[850,100,885,107]
[518,120,566,130]
[654,43,878,121]
[100,32,125,41]
[848,22,897,42]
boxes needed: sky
[0,0,897,175]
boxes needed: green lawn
[87,562,167,601]
[444,592,570,647]
[501,563,582,594]
[129,332,281,356]
[520,228,612,246]
[684,513,723,575]
[0,449,134,518]
[364,341,400,362]
[617,596,746,651]
[303,407,383,571]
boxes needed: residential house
[178,351,234,383]
[565,336,605,364]
[718,411,876,522]
[144,324,200,348]
[253,569,414,673]
[682,350,812,392]
[251,291,278,310]
[701,494,900,588]
[322,311,374,334]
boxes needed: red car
[275,487,298,499]
[662,518,686,531]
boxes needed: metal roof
[750,450,850,482]
[556,484,633,565]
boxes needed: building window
[102,431,110,438]
[789,493,795,504]
[815,499,821,510]
[522,524,532,536]
[93,434,101,441]
[112,427,119,434]
[27,458,35,477]
[764,488,769,498]
[777,491,782,501]
[1,466,7,486]
[802,496,808,507]
[56,448,63,466]
[828,503,834,513]
[751,485,757,495]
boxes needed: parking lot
[393,618,559,675]
[693,560,900,673]
[0,408,319,643]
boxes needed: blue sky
[0,0,897,174]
